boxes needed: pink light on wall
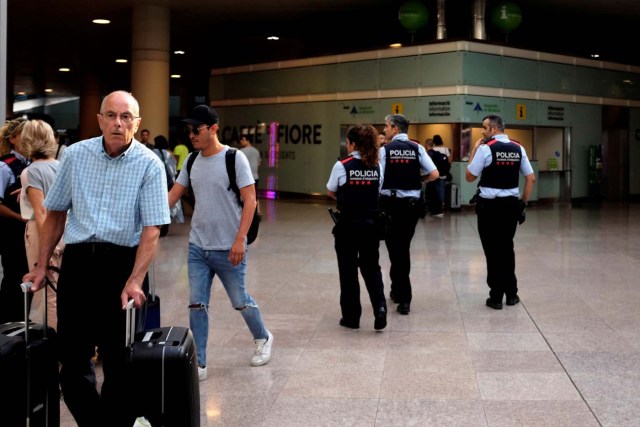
[264,121,279,199]
[268,122,279,168]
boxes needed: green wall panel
[501,57,539,91]
[303,64,339,94]
[336,60,380,92]
[416,52,464,86]
[378,56,420,89]
[462,52,503,87]
[538,62,576,94]
[575,66,604,97]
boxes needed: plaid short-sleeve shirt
[45,136,170,247]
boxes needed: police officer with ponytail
[327,125,387,330]
[0,118,29,324]
[380,114,439,315]
[466,114,535,310]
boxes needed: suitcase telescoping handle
[125,299,135,347]
[20,282,49,344]
[149,260,156,302]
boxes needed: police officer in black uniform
[327,125,387,330]
[466,114,536,309]
[0,117,30,323]
[380,114,439,315]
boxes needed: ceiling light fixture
[267,36,279,41]
[59,68,70,72]
[115,59,128,63]
[389,43,402,48]
[93,19,110,24]
[174,50,185,55]
[170,74,181,79]
[590,54,600,59]
[45,89,53,93]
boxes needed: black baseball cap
[182,105,218,127]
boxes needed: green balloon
[398,1,429,33]
[491,1,523,34]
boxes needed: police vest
[478,139,522,190]
[381,139,422,191]
[337,156,380,223]
[0,153,28,213]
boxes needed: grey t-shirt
[176,146,254,250]
[241,145,260,180]
[20,159,59,220]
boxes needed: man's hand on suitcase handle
[23,268,47,292]
[121,278,146,310]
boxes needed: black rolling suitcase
[126,300,200,427]
[0,282,59,427]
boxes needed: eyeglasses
[188,126,210,136]
[100,111,139,124]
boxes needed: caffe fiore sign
[221,122,323,162]
[221,123,323,146]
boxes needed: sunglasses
[188,125,210,136]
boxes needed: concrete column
[79,73,101,140]
[131,3,170,142]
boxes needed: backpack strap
[225,148,243,208]
[186,150,200,203]
[186,148,244,209]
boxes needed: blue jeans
[188,243,268,367]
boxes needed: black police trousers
[476,196,520,302]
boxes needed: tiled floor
[57,199,640,426]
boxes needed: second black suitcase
[0,283,59,427]
[126,301,200,427]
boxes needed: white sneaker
[251,330,273,366]
[198,365,208,381]
[133,417,152,427]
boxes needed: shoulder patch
[340,155,354,165]
[486,139,498,146]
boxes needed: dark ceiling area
[7,0,640,101]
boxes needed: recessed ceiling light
[267,36,279,41]
[389,43,402,48]
[93,19,110,24]
[115,59,128,63]
[45,89,53,93]
[170,74,181,79]
[174,50,185,55]
[59,68,70,72]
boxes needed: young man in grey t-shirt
[168,105,273,381]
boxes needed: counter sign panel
[428,101,451,117]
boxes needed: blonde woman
[0,117,29,324]
[20,120,63,330]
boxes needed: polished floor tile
[45,200,640,426]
